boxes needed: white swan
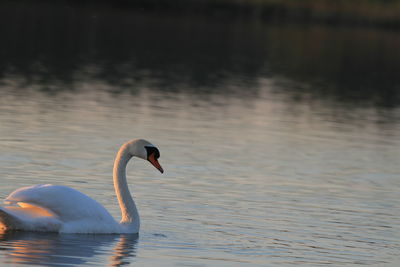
[0,139,163,234]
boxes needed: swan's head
[127,139,164,173]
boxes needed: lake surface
[0,1,400,266]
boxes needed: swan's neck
[113,145,140,230]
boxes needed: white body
[0,139,159,234]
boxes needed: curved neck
[113,144,140,230]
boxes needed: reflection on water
[0,231,138,267]
[0,87,399,266]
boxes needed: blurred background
[1,0,400,105]
[0,0,399,266]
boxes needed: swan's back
[3,184,121,233]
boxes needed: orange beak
[148,153,164,173]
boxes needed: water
[1,1,400,266]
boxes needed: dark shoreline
[16,0,400,29]
[2,0,400,107]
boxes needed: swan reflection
[0,230,138,266]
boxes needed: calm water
[1,2,400,266]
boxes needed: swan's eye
[145,146,160,160]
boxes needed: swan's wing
[0,205,61,232]
[5,184,116,224]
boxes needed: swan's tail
[0,207,24,231]
[0,205,62,232]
